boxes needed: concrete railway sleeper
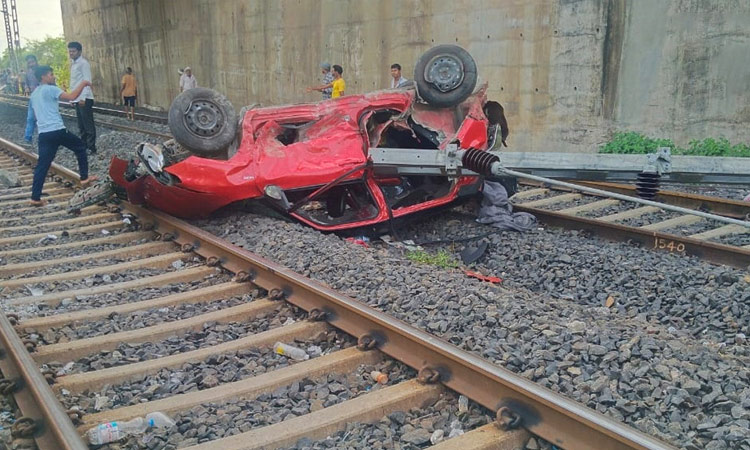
[0,141,676,449]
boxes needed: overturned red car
[105,45,509,231]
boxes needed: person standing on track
[23,55,39,144]
[120,67,137,121]
[29,65,98,207]
[68,41,97,155]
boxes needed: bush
[600,132,750,157]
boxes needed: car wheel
[168,88,237,157]
[414,45,477,107]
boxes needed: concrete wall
[60,0,750,153]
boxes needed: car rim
[184,99,225,137]
[424,54,465,92]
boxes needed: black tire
[168,88,237,157]
[414,45,477,107]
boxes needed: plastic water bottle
[273,342,309,360]
[86,412,175,445]
[145,412,176,429]
[87,417,146,445]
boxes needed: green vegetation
[406,249,459,268]
[1,36,70,90]
[600,132,750,157]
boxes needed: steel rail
[512,203,750,268]
[496,167,750,229]
[566,181,750,220]
[0,139,91,449]
[122,204,675,450]
[0,93,167,124]
[0,138,676,449]
[500,170,750,268]
[0,314,88,449]
[0,98,171,139]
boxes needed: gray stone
[0,169,21,188]
[401,428,431,445]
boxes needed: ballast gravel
[6,272,230,319]
[56,303,304,375]
[300,393,497,449]
[64,329,355,415]
[2,105,750,448]
[196,212,750,449]
[96,359,414,449]
[22,294,252,345]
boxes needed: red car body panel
[112,86,494,229]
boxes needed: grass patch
[600,132,750,157]
[406,249,459,268]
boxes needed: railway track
[0,96,171,140]
[510,181,750,269]
[0,140,675,449]
[0,93,168,125]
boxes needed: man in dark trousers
[29,65,97,206]
[68,41,97,154]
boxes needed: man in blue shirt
[28,65,97,206]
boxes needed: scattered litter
[430,429,445,445]
[460,242,488,265]
[273,342,309,361]
[122,217,132,225]
[458,395,469,414]
[60,389,70,396]
[345,236,370,248]
[94,394,109,411]
[464,270,502,284]
[448,419,464,438]
[25,285,44,297]
[37,234,58,245]
[605,295,616,308]
[370,370,388,384]
[171,260,185,269]
[307,345,323,357]
[55,361,76,377]
[282,317,295,326]
[380,235,422,251]
[477,181,536,232]
[101,229,110,235]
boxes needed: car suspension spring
[461,148,499,176]
[636,172,661,199]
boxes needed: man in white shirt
[68,41,97,154]
[179,67,198,92]
[390,63,409,88]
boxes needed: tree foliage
[1,36,70,90]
